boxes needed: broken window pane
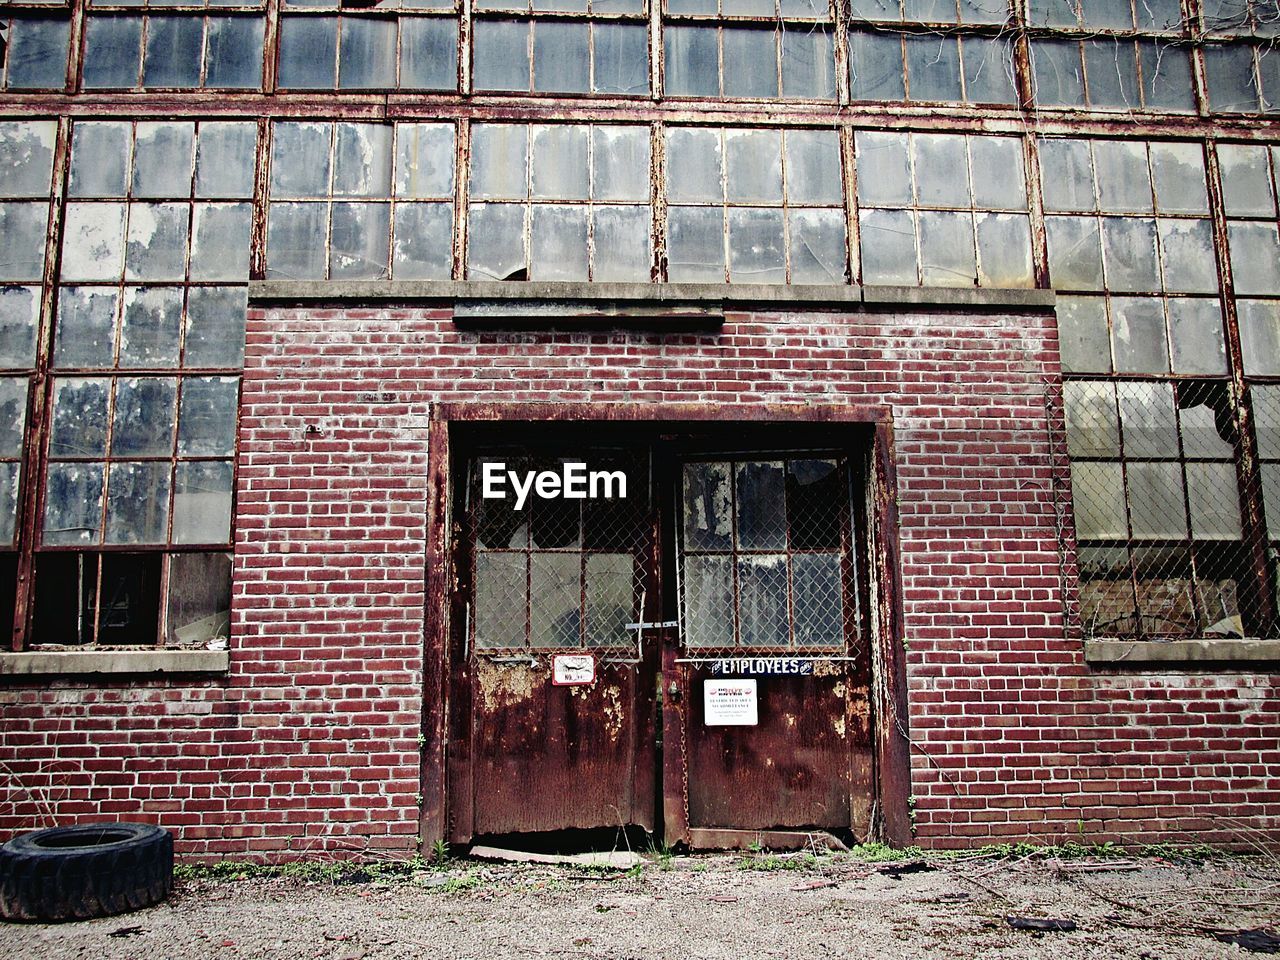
[96,553,162,644]
[143,15,204,88]
[1111,297,1169,373]
[781,30,835,101]
[530,205,589,281]
[1046,216,1104,290]
[848,30,905,101]
[0,122,57,198]
[726,130,783,204]
[859,209,917,285]
[190,203,252,281]
[133,123,196,199]
[591,205,650,282]
[722,28,777,99]
[395,123,455,199]
[125,203,191,281]
[329,201,391,280]
[855,131,912,206]
[1101,216,1160,292]
[399,17,457,91]
[728,208,785,284]
[788,208,846,284]
[392,203,453,280]
[737,555,788,646]
[593,23,648,95]
[1228,221,1280,295]
[185,287,247,369]
[1057,296,1111,374]
[205,17,265,89]
[166,552,232,645]
[683,554,734,648]
[43,463,106,545]
[4,17,72,91]
[667,207,725,283]
[338,16,397,89]
[467,203,526,281]
[786,459,842,550]
[277,16,338,89]
[735,461,786,550]
[266,202,328,280]
[1178,383,1236,459]
[172,461,233,543]
[531,126,589,201]
[120,287,183,368]
[665,128,722,203]
[54,288,118,368]
[470,125,528,200]
[0,203,48,281]
[918,210,976,286]
[62,203,128,282]
[1168,298,1228,375]
[791,553,842,648]
[682,461,732,551]
[83,17,143,89]
[112,377,178,456]
[178,377,237,456]
[473,20,530,92]
[530,553,580,648]
[593,126,649,203]
[105,461,170,544]
[665,26,718,97]
[0,286,40,368]
[534,21,589,93]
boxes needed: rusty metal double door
[449,441,873,846]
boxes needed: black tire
[0,822,173,922]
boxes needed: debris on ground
[1006,916,1079,933]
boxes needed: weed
[738,853,819,872]
[430,839,450,865]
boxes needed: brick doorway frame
[417,401,913,848]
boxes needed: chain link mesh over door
[672,454,874,838]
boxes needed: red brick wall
[2,303,1278,856]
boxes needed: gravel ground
[2,850,1277,960]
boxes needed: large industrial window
[848,31,1017,105]
[28,119,253,648]
[664,126,846,284]
[276,13,458,91]
[854,131,1033,287]
[466,123,652,282]
[81,14,266,90]
[266,121,457,281]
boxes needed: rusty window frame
[0,11,75,91]
[274,10,460,91]
[1027,35,1198,113]
[660,18,839,102]
[1200,0,1280,35]
[846,28,1021,105]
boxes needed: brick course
[2,303,1277,856]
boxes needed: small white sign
[552,654,595,686]
[704,680,758,726]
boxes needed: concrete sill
[0,649,230,678]
[1084,639,1280,667]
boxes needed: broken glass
[786,459,841,549]
[171,460,233,543]
[787,208,846,284]
[735,461,786,550]
[166,552,232,645]
[466,203,526,281]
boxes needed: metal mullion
[840,126,860,285]
[651,120,664,282]
[649,0,661,98]
[454,118,469,281]
[831,0,850,105]
[66,0,88,93]
[526,17,536,93]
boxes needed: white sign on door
[703,680,758,726]
[552,654,595,686]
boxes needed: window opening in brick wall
[854,130,1032,287]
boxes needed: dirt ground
[3,849,1278,960]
